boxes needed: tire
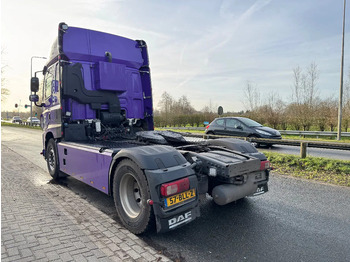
[46,138,60,179]
[113,159,154,234]
[206,131,214,139]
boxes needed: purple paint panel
[57,25,153,123]
[118,69,144,119]
[57,143,112,194]
[95,61,127,91]
[63,27,143,69]
[68,100,96,121]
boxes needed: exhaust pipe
[212,182,257,205]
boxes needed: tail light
[260,160,270,170]
[206,125,209,129]
[161,177,190,197]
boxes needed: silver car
[26,117,40,125]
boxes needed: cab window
[44,66,54,101]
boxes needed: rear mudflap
[155,205,200,233]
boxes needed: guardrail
[182,132,350,151]
[158,127,350,138]
[279,130,350,138]
[159,128,350,158]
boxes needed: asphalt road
[2,126,350,262]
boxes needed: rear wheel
[113,159,154,234]
[206,131,214,138]
[46,139,60,179]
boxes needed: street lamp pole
[30,56,46,126]
[337,0,347,140]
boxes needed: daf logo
[168,211,192,229]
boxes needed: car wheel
[249,135,260,148]
[113,159,154,234]
[206,131,215,138]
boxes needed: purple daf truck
[29,23,270,234]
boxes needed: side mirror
[237,126,243,130]
[29,94,39,102]
[31,77,39,92]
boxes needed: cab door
[42,63,62,138]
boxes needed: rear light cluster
[206,125,210,129]
[260,160,270,170]
[160,177,189,197]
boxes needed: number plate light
[260,160,270,170]
[161,178,190,197]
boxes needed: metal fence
[159,127,350,138]
[158,127,350,156]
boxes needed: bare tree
[174,95,195,115]
[292,66,302,104]
[263,93,285,129]
[306,62,319,106]
[243,81,260,111]
[1,47,10,102]
[158,91,174,126]
[342,67,350,131]
[291,63,320,130]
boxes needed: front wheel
[46,138,60,179]
[113,159,154,234]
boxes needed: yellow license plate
[165,189,196,207]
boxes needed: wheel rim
[119,173,142,219]
[48,146,55,171]
[249,136,258,147]
[251,141,258,147]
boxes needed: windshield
[238,118,262,127]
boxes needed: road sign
[218,106,223,115]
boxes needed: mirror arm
[34,70,43,77]
[34,101,45,107]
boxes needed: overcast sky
[1,0,349,113]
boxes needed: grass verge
[263,152,350,187]
[1,122,41,130]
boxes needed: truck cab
[35,23,153,150]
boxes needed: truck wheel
[46,139,60,180]
[113,159,154,234]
